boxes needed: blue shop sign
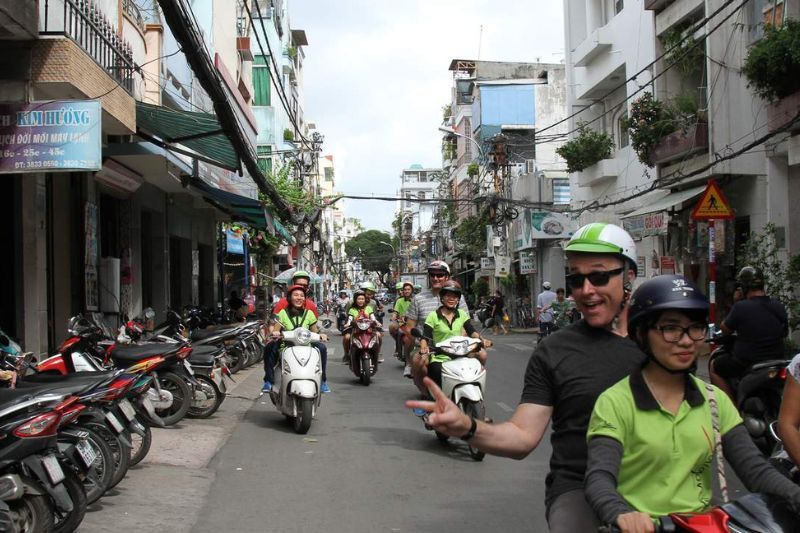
[0,100,102,173]
[226,230,245,255]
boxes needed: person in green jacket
[342,290,380,362]
[390,281,414,357]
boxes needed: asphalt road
[78,328,551,532]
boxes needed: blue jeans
[264,341,327,383]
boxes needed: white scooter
[267,328,323,434]
[411,330,488,461]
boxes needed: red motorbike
[347,316,381,386]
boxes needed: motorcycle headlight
[357,321,370,331]
[452,340,470,356]
[293,351,310,367]
[368,336,377,348]
[296,329,312,345]
[352,337,363,348]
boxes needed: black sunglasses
[565,267,625,289]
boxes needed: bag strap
[705,382,729,503]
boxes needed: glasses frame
[429,272,449,279]
[654,323,708,343]
[565,267,625,290]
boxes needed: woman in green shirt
[342,290,379,358]
[585,275,800,532]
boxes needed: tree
[345,230,394,286]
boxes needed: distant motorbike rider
[265,284,330,393]
[418,280,492,388]
[389,281,414,357]
[335,290,350,331]
[342,290,380,363]
[710,265,788,402]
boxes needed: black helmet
[628,275,709,336]
[439,280,463,299]
[736,266,764,293]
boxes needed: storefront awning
[272,218,295,244]
[621,186,706,219]
[136,101,240,171]
[191,178,270,230]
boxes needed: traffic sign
[691,179,734,220]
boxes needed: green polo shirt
[275,308,317,331]
[394,297,411,318]
[348,305,374,319]
[423,308,476,363]
[587,370,741,518]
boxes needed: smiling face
[567,253,632,329]
[429,270,449,290]
[354,294,366,307]
[401,285,413,298]
[290,290,306,308]
[646,310,706,371]
[440,291,460,309]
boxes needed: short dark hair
[556,288,565,295]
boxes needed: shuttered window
[253,56,271,106]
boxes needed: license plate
[76,439,97,469]
[141,396,156,419]
[42,455,64,485]
[184,359,195,375]
[105,411,124,434]
[118,399,137,422]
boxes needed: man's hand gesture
[405,377,473,438]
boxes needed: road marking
[496,402,514,413]
[508,343,532,352]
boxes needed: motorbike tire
[8,490,53,533]
[82,422,130,490]
[227,346,245,374]
[435,431,449,442]
[155,371,191,426]
[459,399,486,462]
[52,469,87,533]
[293,397,313,434]
[81,427,115,505]
[359,356,371,386]
[187,375,225,419]
[128,424,152,467]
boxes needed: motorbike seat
[111,343,182,363]
[188,345,217,366]
[0,387,59,410]
[191,327,239,342]
[21,370,118,385]
[749,359,789,372]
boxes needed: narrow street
[79,329,551,532]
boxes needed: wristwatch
[459,416,477,441]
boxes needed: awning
[190,178,270,230]
[136,101,240,171]
[272,218,295,244]
[621,186,706,218]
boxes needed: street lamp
[379,241,399,280]
[438,126,486,159]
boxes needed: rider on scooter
[389,281,414,358]
[710,265,788,402]
[584,275,800,532]
[417,281,491,387]
[342,290,381,364]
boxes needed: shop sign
[0,100,102,173]
[226,229,245,255]
[636,256,646,277]
[512,208,533,251]
[519,253,536,275]
[480,257,495,273]
[660,256,676,275]
[495,256,511,278]
[530,211,577,240]
[623,211,669,239]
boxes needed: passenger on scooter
[389,281,414,358]
[778,353,800,470]
[585,275,800,532]
[265,284,329,394]
[710,266,788,403]
[342,290,380,363]
[418,281,491,388]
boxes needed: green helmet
[565,222,637,274]
[292,270,311,282]
[360,281,376,292]
[395,282,404,290]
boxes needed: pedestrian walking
[536,282,557,339]
[489,290,508,335]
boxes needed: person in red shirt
[263,270,329,393]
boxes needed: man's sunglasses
[429,272,449,279]
[565,267,624,289]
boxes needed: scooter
[267,328,323,435]
[336,305,348,334]
[346,317,381,386]
[410,330,487,461]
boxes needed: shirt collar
[629,366,705,410]
[436,306,461,321]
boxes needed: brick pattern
[31,38,135,134]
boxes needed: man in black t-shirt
[711,265,788,401]
[406,223,644,532]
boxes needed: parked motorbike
[707,328,788,454]
[346,316,381,386]
[410,330,487,461]
[266,328,323,434]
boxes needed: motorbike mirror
[321,319,333,329]
[144,307,155,320]
[410,329,422,339]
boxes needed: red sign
[691,180,734,220]
[660,256,676,275]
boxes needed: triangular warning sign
[691,180,734,220]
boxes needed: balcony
[573,27,613,67]
[40,0,137,94]
[577,158,617,187]
[651,122,709,166]
[122,0,145,33]
[644,0,672,11]
[767,90,800,134]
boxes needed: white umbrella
[273,267,322,284]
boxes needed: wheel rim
[158,376,186,417]
[192,380,217,411]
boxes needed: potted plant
[743,19,800,130]
[624,92,677,167]
[556,123,614,173]
[467,162,479,178]
[283,128,294,142]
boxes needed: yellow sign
[691,180,734,220]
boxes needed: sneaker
[321,382,331,394]
[261,381,272,393]
[403,365,412,378]
[378,355,385,363]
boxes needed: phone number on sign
[11,159,98,169]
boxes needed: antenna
[477,25,483,60]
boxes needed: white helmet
[565,222,637,274]
[542,281,552,290]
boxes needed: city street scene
[1,0,800,531]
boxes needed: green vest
[276,308,317,331]
[424,308,472,363]
[394,297,411,317]
[348,305,374,319]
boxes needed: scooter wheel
[459,399,486,462]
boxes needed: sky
[291,0,565,233]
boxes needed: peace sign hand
[405,377,473,438]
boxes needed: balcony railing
[40,0,137,94]
[122,0,146,33]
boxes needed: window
[324,167,334,182]
[552,179,571,205]
[615,0,624,15]
[257,145,272,175]
[526,160,536,174]
[418,191,426,200]
[252,56,271,106]
[618,111,629,149]
[750,0,786,42]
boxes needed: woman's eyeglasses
[655,324,708,343]
[565,267,624,289]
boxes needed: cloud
[291,0,564,232]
